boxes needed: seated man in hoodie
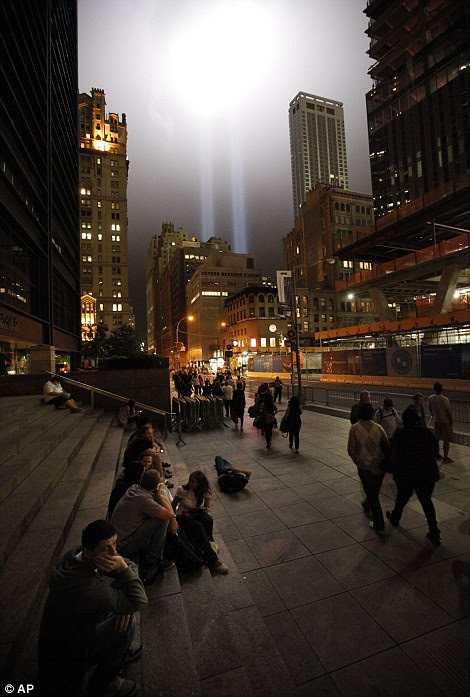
[111,469,178,584]
[38,519,147,697]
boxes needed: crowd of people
[37,378,455,697]
[348,382,453,545]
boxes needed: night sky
[78,0,373,334]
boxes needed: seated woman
[172,471,228,574]
[107,460,144,520]
[43,375,83,413]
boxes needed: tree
[81,324,109,362]
[107,325,142,358]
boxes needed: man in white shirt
[43,375,83,412]
[428,382,453,463]
[221,382,234,418]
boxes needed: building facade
[365,0,470,218]
[0,0,80,373]
[289,92,349,217]
[185,252,262,364]
[78,88,133,334]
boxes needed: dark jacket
[284,403,302,431]
[123,436,153,466]
[38,549,147,696]
[231,389,246,417]
[391,426,439,487]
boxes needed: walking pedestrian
[374,398,402,440]
[350,390,371,425]
[273,376,283,403]
[347,402,389,533]
[387,406,441,544]
[428,382,453,463]
[258,392,277,449]
[221,381,233,418]
[282,395,302,453]
[231,382,246,430]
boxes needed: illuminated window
[250,338,257,348]
[269,337,276,348]
[98,234,103,241]
[260,338,267,347]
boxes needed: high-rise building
[365,0,470,218]
[146,223,189,354]
[0,0,80,373]
[185,252,262,363]
[78,89,133,333]
[289,92,349,217]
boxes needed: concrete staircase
[0,396,307,697]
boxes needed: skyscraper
[78,88,133,333]
[0,0,80,373]
[365,0,470,218]
[289,92,349,217]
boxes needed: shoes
[70,406,83,413]
[209,541,219,554]
[141,564,162,585]
[369,522,385,534]
[426,530,441,545]
[123,642,143,664]
[160,558,175,570]
[165,481,174,489]
[164,470,173,478]
[386,511,399,527]
[436,454,443,461]
[361,501,371,517]
[89,676,137,697]
[240,427,243,431]
[211,559,229,574]
[289,444,292,449]
[295,449,299,454]
[442,457,454,464]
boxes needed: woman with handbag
[283,395,302,453]
[172,471,228,573]
[231,382,246,430]
[258,392,277,449]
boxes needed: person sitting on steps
[172,470,228,574]
[43,374,83,413]
[111,469,177,585]
[38,519,147,697]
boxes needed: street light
[175,315,194,370]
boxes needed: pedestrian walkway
[174,404,470,696]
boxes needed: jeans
[117,517,168,567]
[289,428,300,450]
[215,455,233,474]
[358,468,385,530]
[177,514,217,564]
[274,388,282,403]
[264,423,274,447]
[88,614,135,695]
[391,480,438,532]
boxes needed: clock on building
[268,324,277,333]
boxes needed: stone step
[0,409,89,504]
[0,412,101,568]
[0,412,116,678]
[0,395,41,421]
[0,397,46,439]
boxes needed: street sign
[287,329,296,338]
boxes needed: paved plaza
[168,402,470,696]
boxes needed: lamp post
[175,315,193,371]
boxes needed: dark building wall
[365,0,470,217]
[0,0,80,355]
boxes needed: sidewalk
[174,404,470,696]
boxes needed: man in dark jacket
[38,519,147,697]
[387,406,441,544]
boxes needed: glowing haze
[78,0,373,333]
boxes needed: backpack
[163,531,204,574]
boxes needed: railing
[283,383,470,428]
[335,232,469,291]
[47,372,177,441]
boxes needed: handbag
[280,418,288,434]
[248,404,257,418]
[253,416,262,428]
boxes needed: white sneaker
[209,541,219,554]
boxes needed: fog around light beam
[164,1,277,118]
